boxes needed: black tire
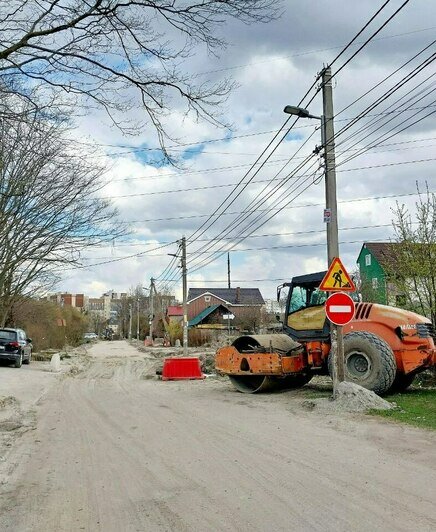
[328,331,396,395]
[228,374,312,394]
[23,350,31,365]
[278,374,313,389]
[389,373,415,393]
[14,353,23,368]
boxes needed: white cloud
[57,0,436,301]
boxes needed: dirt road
[0,340,435,531]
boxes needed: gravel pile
[303,381,395,413]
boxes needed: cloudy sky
[60,0,436,301]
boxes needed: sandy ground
[0,340,435,532]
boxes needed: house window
[365,254,371,266]
[372,278,378,289]
[204,296,211,303]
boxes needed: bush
[188,328,212,347]
[166,320,182,345]
[9,298,89,351]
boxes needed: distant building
[102,290,127,300]
[264,298,281,315]
[47,293,87,310]
[166,305,183,323]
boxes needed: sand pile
[303,381,395,413]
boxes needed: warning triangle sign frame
[319,257,356,292]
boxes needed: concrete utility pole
[181,236,188,355]
[128,304,132,340]
[149,277,155,343]
[321,66,345,393]
[136,298,140,341]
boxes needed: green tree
[385,185,435,322]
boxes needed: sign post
[223,313,235,345]
[320,258,355,396]
[325,292,356,326]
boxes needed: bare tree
[235,306,262,333]
[0,94,126,325]
[384,184,436,323]
[0,1,280,155]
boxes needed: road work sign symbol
[319,257,356,292]
[325,292,355,326]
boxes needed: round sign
[325,292,355,326]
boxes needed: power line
[328,0,393,69]
[331,0,412,81]
[158,237,399,286]
[333,48,436,147]
[187,175,319,273]
[152,6,426,285]
[179,2,418,270]
[64,240,177,270]
[196,25,436,77]
[100,157,436,199]
[84,222,400,258]
[121,189,432,225]
[335,76,436,159]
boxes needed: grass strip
[370,389,436,430]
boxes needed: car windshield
[0,330,16,340]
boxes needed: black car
[0,328,32,368]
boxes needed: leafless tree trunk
[0,1,280,157]
[0,94,127,325]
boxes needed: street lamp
[283,67,344,395]
[283,105,321,121]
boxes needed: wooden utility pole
[227,252,231,289]
[321,66,345,396]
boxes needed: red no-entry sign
[325,292,355,326]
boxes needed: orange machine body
[215,303,435,378]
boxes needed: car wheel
[14,353,23,368]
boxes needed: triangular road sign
[319,257,356,291]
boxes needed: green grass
[370,389,436,430]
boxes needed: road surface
[0,340,435,531]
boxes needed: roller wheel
[389,373,415,393]
[328,331,396,395]
[228,374,311,394]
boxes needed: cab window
[288,287,328,313]
[289,287,308,313]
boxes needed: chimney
[235,286,240,304]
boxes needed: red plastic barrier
[162,357,204,381]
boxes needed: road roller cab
[215,271,436,395]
